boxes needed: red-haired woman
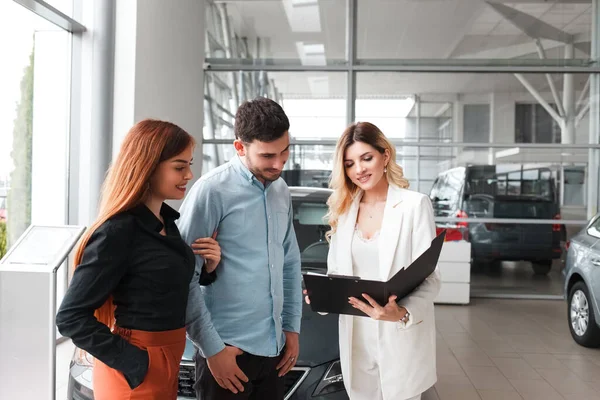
[56,119,220,399]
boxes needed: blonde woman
[308,122,441,400]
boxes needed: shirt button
[268,215,271,219]
[271,264,274,268]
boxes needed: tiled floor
[56,298,600,400]
[424,298,600,400]
[470,260,567,297]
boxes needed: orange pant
[93,327,186,400]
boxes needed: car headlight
[72,348,94,368]
[313,360,344,396]
[70,348,95,396]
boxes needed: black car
[430,165,565,275]
[67,186,347,400]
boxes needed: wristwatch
[400,311,410,323]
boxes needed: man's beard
[247,159,281,183]
[252,167,281,183]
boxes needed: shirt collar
[129,203,180,232]
[231,155,256,183]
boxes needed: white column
[113,0,206,209]
[453,96,463,168]
[563,43,576,145]
[588,0,600,218]
[416,95,421,192]
[69,0,117,227]
[489,92,495,164]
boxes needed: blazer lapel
[379,185,404,281]
[336,192,362,276]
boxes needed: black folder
[302,230,446,317]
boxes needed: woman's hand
[348,294,408,322]
[303,289,310,304]
[192,232,221,273]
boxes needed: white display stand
[0,225,85,400]
[434,240,471,305]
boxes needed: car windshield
[292,199,329,273]
[466,166,554,200]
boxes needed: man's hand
[348,294,408,322]
[192,231,221,273]
[206,346,248,394]
[276,331,300,377]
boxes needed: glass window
[464,104,490,143]
[0,1,71,257]
[515,103,561,143]
[203,71,347,171]
[357,0,592,64]
[292,194,330,271]
[464,197,491,217]
[205,0,347,63]
[356,72,594,145]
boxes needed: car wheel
[568,281,600,348]
[532,260,552,275]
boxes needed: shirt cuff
[118,344,149,389]
[282,317,301,334]
[199,267,217,286]
[201,341,226,359]
[192,330,226,359]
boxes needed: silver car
[564,214,600,347]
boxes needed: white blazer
[327,184,441,399]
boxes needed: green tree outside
[0,221,7,259]
[7,49,34,247]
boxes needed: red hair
[72,119,194,329]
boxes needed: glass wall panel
[1,1,72,258]
[205,0,347,64]
[203,0,600,298]
[203,71,347,171]
[356,72,595,145]
[357,0,592,65]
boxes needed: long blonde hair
[326,122,409,239]
[72,119,194,329]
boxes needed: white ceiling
[213,0,592,60]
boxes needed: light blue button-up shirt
[177,155,302,358]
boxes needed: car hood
[181,301,340,366]
[296,301,340,366]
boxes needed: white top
[351,228,380,280]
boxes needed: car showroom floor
[470,261,566,297]
[56,299,600,400]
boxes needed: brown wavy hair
[326,122,409,240]
[72,119,194,329]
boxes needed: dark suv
[430,165,565,275]
[67,187,347,400]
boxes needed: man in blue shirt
[178,97,302,400]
